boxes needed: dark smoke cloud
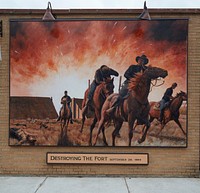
[149,20,188,42]
[10,19,188,95]
[10,21,24,37]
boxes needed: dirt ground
[9,114,187,147]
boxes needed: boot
[158,110,164,123]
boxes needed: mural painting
[9,19,188,147]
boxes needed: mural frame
[9,18,188,148]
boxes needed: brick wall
[0,9,199,177]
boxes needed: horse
[81,77,114,146]
[148,91,187,136]
[93,66,168,146]
[57,100,72,146]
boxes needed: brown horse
[57,101,71,146]
[149,91,187,136]
[93,66,168,146]
[81,78,114,146]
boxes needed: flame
[10,20,188,112]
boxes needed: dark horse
[57,101,72,146]
[81,78,114,146]
[149,91,187,136]
[93,66,168,146]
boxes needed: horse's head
[144,66,168,80]
[177,91,187,101]
[102,77,114,97]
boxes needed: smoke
[10,19,188,111]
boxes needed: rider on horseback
[106,54,149,113]
[82,65,119,112]
[57,90,73,124]
[159,82,177,122]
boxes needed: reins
[150,78,165,92]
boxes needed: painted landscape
[10,104,186,147]
[9,19,188,147]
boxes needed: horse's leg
[174,118,186,136]
[112,120,123,146]
[63,118,67,129]
[133,122,138,132]
[101,126,108,146]
[141,125,146,133]
[57,118,64,146]
[138,120,150,144]
[62,118,70,146]
[61,118,67,145]
[89,117,97,146]
[65,118,70,134]
[149,116,154,123]
[80,106,87,133]
[142,116,154,133]
[93,116,106,146]
[128,114,136,146]
[80,113,86,133]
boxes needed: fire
[10,19,188,112]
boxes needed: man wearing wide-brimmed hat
[106,54,149,115]
[124,54,149,82]
[120,54,149,97]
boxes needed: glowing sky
[10,19,188,112]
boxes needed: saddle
[153,100,172,111]
[153,102,161,110]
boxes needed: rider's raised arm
[109,68,119,77]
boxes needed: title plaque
[47,153,149,165]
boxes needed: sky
[1,0,190,113]
[0,0,200,9]
[10,20,187,112]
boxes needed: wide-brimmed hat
[136,54,149,65]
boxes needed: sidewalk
[0,176,200,193]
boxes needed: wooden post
[72,98,76,119]
[118,75,122,93]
